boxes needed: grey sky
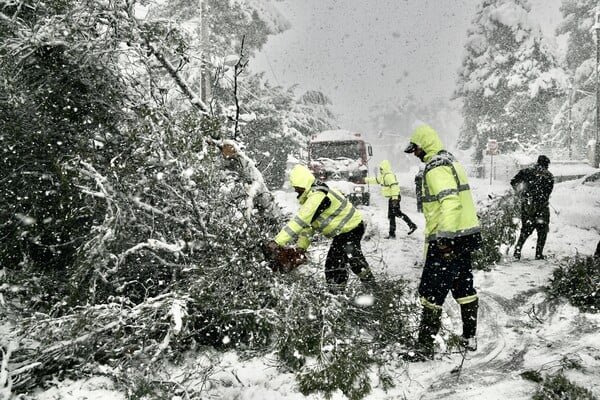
[251,0,563,133]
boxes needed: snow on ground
[31,168,600,399]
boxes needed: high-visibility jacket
[408,125,480,243]
[274,165,363,250]
[365,159,400,200]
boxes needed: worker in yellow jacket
[365,159,417,238]
[268,164,377,293]
[404,124,482,361]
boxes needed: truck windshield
[310,141,362,160]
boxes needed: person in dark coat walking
[510,155,555,260]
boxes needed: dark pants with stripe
[418,243,477,307]
[416,242,478,351]
[325,222,374,291]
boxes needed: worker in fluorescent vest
[404,124,482,361]
[365,159,417,238]
[268,164,377,293]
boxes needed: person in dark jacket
[510,155,555,260]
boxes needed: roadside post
[486,139,498,185]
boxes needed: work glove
[278,247,307,272]
[293,248,307,267]
[264,240,282,266]
[266,240,279,253]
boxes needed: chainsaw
[263,241,307,273]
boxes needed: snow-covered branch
[121,238,186,259]
[0,340,17,398]
[207,138,283,221]
[144,39,209,115]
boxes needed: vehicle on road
[307,129,373,205]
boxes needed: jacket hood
[408,125,444,162]
[289,164,315,203]
[379,159,392,174]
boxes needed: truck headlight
[353,186,365,193]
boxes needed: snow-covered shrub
[297,342,373,400]
[472,192,519,269]
[532,373,597,400]
[547,255,600,313]
[286,279,415,399]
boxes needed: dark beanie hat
[537,155,550,167]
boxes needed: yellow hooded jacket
[365,159,400,200]
[408,125,480,243]
[274,165,363,250]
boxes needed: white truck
[307,129,373,206]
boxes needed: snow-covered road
[33,172,600,400]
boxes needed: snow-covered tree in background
[235,78,337,189]
[369,95,462,141]
[144,0,325,188]
[455,0,568,162]
[552,0,598,159]
[0,0,146,289]
[291,89,338,136]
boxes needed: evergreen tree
[238,83,338,189]
[0,0,289,308]
[454,0,567,162]
[292,89,338,136]
[0,0,142,290]
[552,0,597,156]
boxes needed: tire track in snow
[419,290,535,399]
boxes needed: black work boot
[514,233,527,260]
[405,306,442,361]
[513,246,522,260]
[460,299,478,351]
[402,214,417,235]
[356,268,380,293]
[327,282,346,295]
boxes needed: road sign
[487,139,498,153]
[486,139,498,184]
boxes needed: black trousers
[515,205,549,256]
[418,243,477,307]
[324,222,372,288]
[387,199,415,235]
[417,240,479,351]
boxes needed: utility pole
[568,82,574,159]
[595,10,600,167]
[200,0,211,106]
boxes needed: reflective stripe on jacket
[275,165,363,249]
[409,125,480,243]
[364,159,400,200]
